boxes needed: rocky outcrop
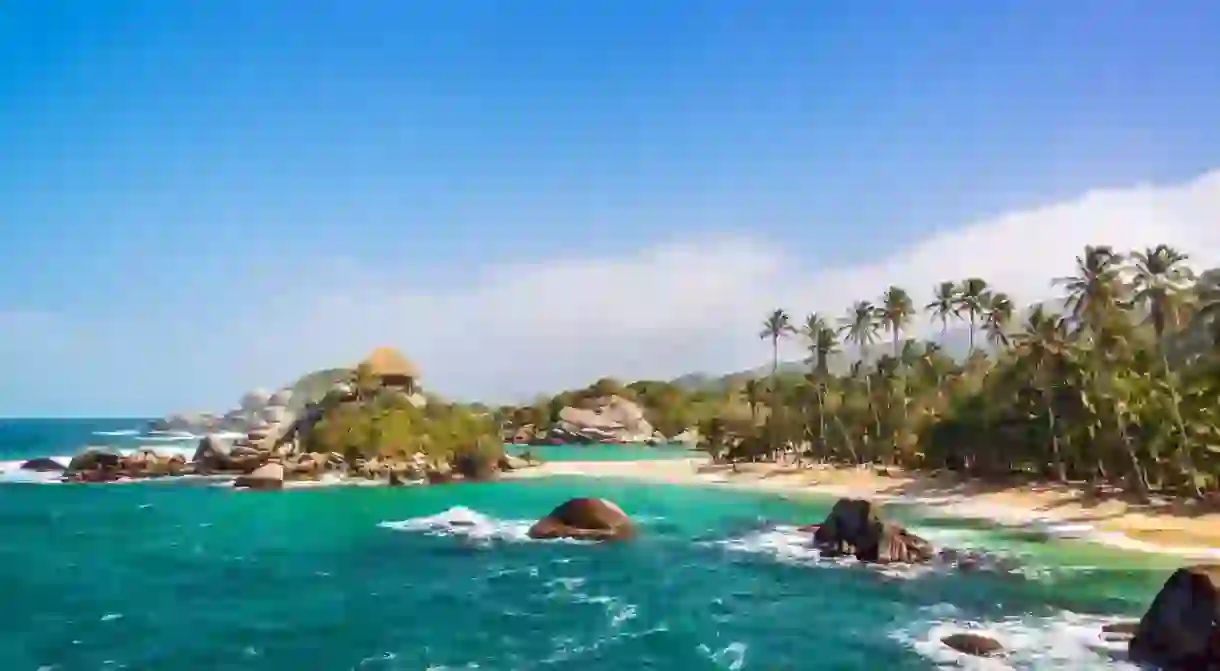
[234,462,284,490]
[452,451,498,481]
[151,386,297,444]
[809,498,933,564]
[528,498,636,541]
[19,457,65,472]
[1130,565,1220,669]
[63,449,124,483]
[524,396,656,444]
[67,449,122,473]
[941,633,1003,657]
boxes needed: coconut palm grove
[500,243,1220,498]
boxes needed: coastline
[507,457,1220,560]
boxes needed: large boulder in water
[234,462,284,490]
[1130,565,1220,668]
[811,498,933,564]
[528,498,636,541]
[19,457,65,472]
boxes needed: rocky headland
[29,347,534,488]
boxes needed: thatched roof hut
[359,347,421,389]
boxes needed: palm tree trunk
[1161,347,1200,497]
[817,382,827,461]
[1043,385,1065,481]
[771,337,780,463]
[1118,416,1150,501]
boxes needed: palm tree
[1012,303,1070,481]
[1054,245,1126,335]
[1129,245,1197,494]
[982,292,1014,350]
[840,301,882,450]
[760,309,795,381]
[926,281,959,340]
[800,313,840,459]
[953,278,990,353]
[740,379,763,425]
[759,309,795,459]
[1198,271,1220,349]
[879,286,914,357]
[1130,244,1194,354]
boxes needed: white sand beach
[508,457,1220,560]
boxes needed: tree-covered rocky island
[52,348,520,488]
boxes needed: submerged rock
[1130,564,1220,668]
[811,498,933,564]
[234,463,284,491]
[18,457,65,472]
[941,633,1003,657]
[528,498,635,542]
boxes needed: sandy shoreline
[507,457,1220,560]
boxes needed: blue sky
[3,0,1220,416]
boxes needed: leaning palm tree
[1054,245,1126,335]
[982,291,1014,350]
[1129,245,1198,493]
[879,286,914,358]
[925,281,959,340]
[1130,244,1195,354]
[953,278,991,353]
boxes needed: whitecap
[708,524,824,566]
[891,609,1138,670]
[378,506,535,544]
[92,429,139,437]
[697,642,748,670]
[139,430,202,442]
[0,457,71,484]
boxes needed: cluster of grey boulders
[149,387,299,440]
[506,395,700,446]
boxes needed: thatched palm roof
[360,347,421,379]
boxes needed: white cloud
[4,170,1220,413]
[257,170,1220,404]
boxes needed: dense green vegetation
[301,365,502,469]
[711,244,1220,498]
[501,244,1220,499]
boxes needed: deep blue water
[0,419,1174,669]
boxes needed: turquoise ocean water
[0,419,1179,669]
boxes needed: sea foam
[379,506,536,544]
[891,608,1138,670]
